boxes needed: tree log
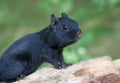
[14,56,120,83]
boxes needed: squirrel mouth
[60,30,82,48]
[74,31,82,41]
[69,31,82,43]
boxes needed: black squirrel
[0,13,82,83]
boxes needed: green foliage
[0,0,120,66]
[92,0,120,7]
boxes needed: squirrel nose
[77,31,80,34]
[77,30,82,35]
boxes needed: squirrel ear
[51,14,59,28]
[61,13,68,18]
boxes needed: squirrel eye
[63,25,68,29]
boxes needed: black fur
[0,13,82,82]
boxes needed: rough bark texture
[14,56,120,83]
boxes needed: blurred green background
[0,0,120,66]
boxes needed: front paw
[61,63,72,69]
[54,64,62,69]
[54,63,72,69]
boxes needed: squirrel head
[47,13,82,48]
